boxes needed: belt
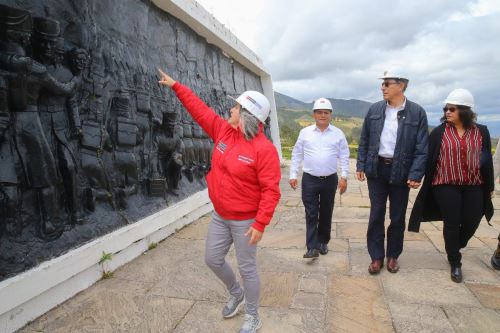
[38,105,65,113]
[305,172,336,180]
[378,156,393,165]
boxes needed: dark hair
[396,78,409,92]
[440,105,477,129]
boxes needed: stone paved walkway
[20,160,500,332]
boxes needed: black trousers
[433,184,484,267]
[301,172,338,250]
[367,163,410,260]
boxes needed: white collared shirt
[289,124,350,179]
[378,99,406,158]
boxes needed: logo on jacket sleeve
[237,155,254,164]
[216,141,227,153]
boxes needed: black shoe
[491,249,500,270]
[303,249,319,258]
[319,243,328,255]
[451,266,463,283]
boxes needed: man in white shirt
[289,98,350,258]
[356,70,428,274]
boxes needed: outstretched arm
[158,68,226,140]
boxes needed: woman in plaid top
[409,89,494,283]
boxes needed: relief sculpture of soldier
[181,117,196,182]
[34,19,85,227]
[0,68,20,237]
[157,110,184,195]
[0,6,80,240]
[78,49,114,212]
[107,96,140,209]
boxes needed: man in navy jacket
[356,69,428,274]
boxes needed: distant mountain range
[274,91,372,118]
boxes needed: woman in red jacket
[158,69,281,333]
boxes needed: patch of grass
[101,271,114,279]
[98,251,112,265]
[148,242,158,250]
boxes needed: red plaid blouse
[432,123,483,186]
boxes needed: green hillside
[278,107,363,160]
[275,91,369,160]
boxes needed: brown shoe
[368,259,383,275]
[387,257,399,273]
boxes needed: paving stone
[420,222,439,231]
[334,218,369,224]
[173,300,241,333]
[474,222,500,238]
[298,273,327,294]
[466,283,500,309]
[337,222,368,239]
[258,307,326,333]
[382,269,482,307]
[463,235,489,248]
[335,194,371,208]
[334,207,371,219]
[443,305,500,333]
[274,207,305,227]
[388,301,454,333]
[260,271,298,307]
[25,280,191,333]
[284,198,302,207]
[259,229,305,249]
[290,291,325,310]
[460,249,500,284]
[403,240,440,252]
[326,275,393,333]
[147,239,228,301]
[114,238,209,285]
[349,247,373,276]
[398,248,448,270]
[424,230,446,253]
[329,237,349,253]
[258,248,349,274]
[404,230,430,241]
[174,216,210,240]
[431,221,444,230]
[477,236,499,250]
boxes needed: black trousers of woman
[433,185,484,267]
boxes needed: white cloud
[196,0,500,135]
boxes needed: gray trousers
[205,211,259,316]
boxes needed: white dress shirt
[378,99,406,158]
[289,124,350,179]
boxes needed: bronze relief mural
[0,0,270,280]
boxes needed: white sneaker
[222,293,245,318]
[238,314,262,333]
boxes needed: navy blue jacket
[356,99,429,184]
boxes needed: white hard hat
[229,91,270,123]
[378,69,408,81]
[312,97,333,111]
[444,88,474,108]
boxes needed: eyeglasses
[443,107,458,113]
[381,81,399,88]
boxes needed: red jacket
[172,82,281,232]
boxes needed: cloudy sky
[196,0,500,134]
